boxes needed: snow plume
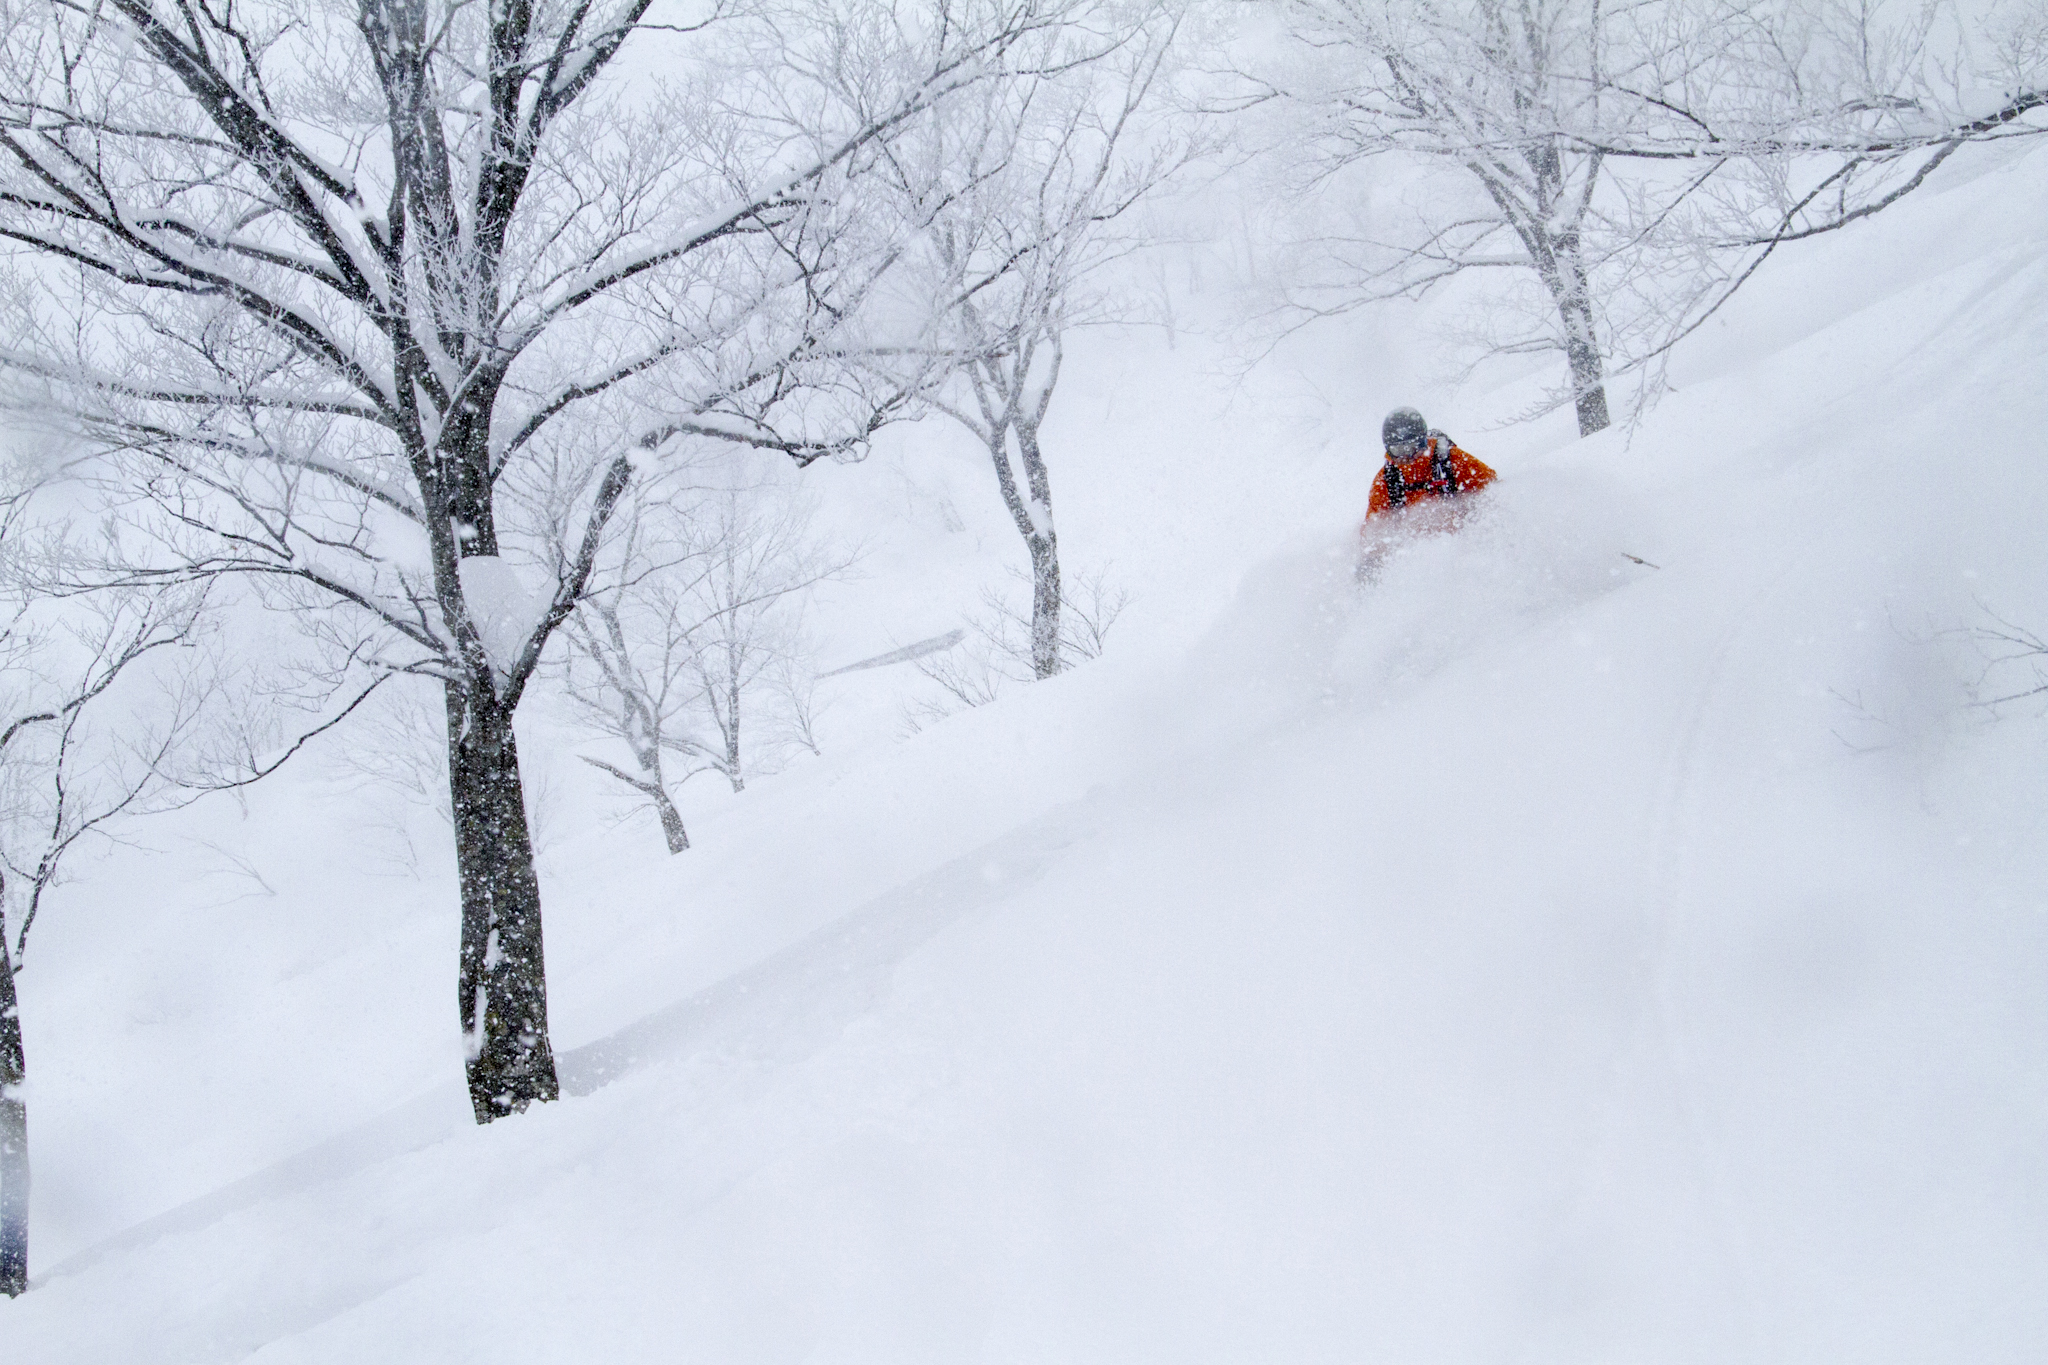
[1335,468,1662,694]
[1166,466,1659,753]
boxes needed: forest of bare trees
[0,0,2039,1303]
[1244,0,2046,430]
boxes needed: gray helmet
[1382,407,1428,453]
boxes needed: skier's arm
[1447,448,1497,493]
[1363,468,1393,522]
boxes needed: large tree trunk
[448,686,559,1124]
[0,920,27,1297]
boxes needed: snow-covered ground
[4,139,2045,1362]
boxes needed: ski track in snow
[39,798,1104,1294]
[39,1085,457,1289]
[1632,552,1809,1356]
[559,798,1099,1096]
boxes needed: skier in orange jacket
[1358,407,1496,580]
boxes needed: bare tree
[559,509,712,853]
[1249,0,1762,435]
[0,559,360,1298]
[1247,0,2046,435]
[1614,1,2047,367]
[315,679,464,876]
[557,473,841,851]
[682,490,838,793]
[906,562,1127,728]
[875,9,1184,677]
[1957,606,2048,713]
[0,883,22,1298]
[770,653,832,757]
[0,585,209,1298]
[0,0,1086,1122]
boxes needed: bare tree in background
[1251,0,1758,435]
[1248,0,2046,435]
[875,9,1185,678]
[769,654,830,759]
[0,0,1086,1122]
[0,549,364,1297]
[558,474,842,851]
[558,486,714,854]
[0,582,209,1298]
[680,489,840,794]
[1617,1,2047,363]
[906,562,1127,728]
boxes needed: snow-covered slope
[5,144,2046,1363]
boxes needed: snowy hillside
[4,140,2046,1365]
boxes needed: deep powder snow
[3,145,2045,1364]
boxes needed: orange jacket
[1363,436,1496,523]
